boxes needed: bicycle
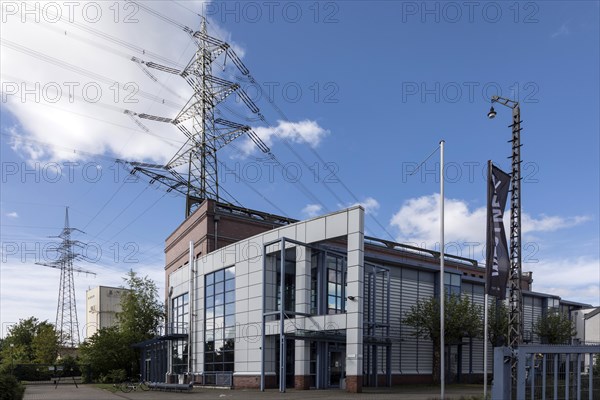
[117,377,150,392]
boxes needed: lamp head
[487,106,497,119]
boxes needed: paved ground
[24,383,486,400]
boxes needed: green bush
[13,364,53,381]
[103,369,127,383]
[0,373,24,400]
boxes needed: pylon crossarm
[145,60,182,75]
[166,146,200,170]
[491,95,519,109]
[128,165,189,196]
[193,31,249,76]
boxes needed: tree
[79,327,131,381]
[487,301,509,346]
[0,318,59,371]
[117,270,164,343]
[533,310,577,344]
[403,294,483,383]
[32,324,60,364]
[79,271,164,380]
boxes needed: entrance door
[328,347,345,387]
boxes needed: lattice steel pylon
[37,207,95,348]
[491,95,523,350]
[123,17,270,217]
[508,101,523,350]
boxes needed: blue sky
[1,1,599,338]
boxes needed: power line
[192,16,395,238]
[1,38,182,110]
[82,179,128,231]
[15,8,186,69]
[98,190,170,247]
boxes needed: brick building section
[164,200,296,297]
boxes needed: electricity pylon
[37,207,95,348]
[123,17,269,217]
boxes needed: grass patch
[93,383,120,393]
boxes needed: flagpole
[483,159,491,399]
[484,292,489,398]
[440,139,445,399]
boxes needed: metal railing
[513,345,600,400]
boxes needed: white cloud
[522,214,590,233]
[390,193,591,257]
[390,194,485,247]
[2,2,328,168]
[389,194,598,305]
[239,120,330,156]
[338,197,380,216]
[0,1,257,165]
[527,257,599,306]
[301,203,322,218]
[5,211,19,218]
[351,197,380,215]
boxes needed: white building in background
[572,307,600,345]
[572,307,600,371]
[85,286,128,339]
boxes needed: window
[271,254,295,317]
[327,255,346,314]
[171,293,189,334]
[310,252,347,315]
[310,252,320,314]
[171,293,189,374]
[444,272,461,296]
[204,266,235,373]
[547,298,560,310]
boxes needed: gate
[493,344,600,400]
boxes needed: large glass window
[171,293,189,334]
[444,272,461,296]
[204,266,235,374]
[327,255,346,314]
[310,252,347,315]
[171,293,189,374]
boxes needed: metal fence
[516,345,600,400]
[493,344,600,400]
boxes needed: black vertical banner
[486,162,511,299]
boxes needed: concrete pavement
[24,383,485,400]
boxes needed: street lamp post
[487,95,523,350]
